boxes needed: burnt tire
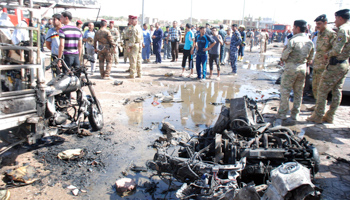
[88,99,104,131]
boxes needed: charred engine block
[149,96,320,199]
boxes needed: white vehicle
[343,69,350,95]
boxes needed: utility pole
[190,0,193,24]
[142,0,144,26]
[242,0,245,25]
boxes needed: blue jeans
[196,54,208,79]
[230,51,238,73]
[163,41,171,59]
[238,45,245,57]
[220,45,225,63]
[63,54,80,75]
[142,44,151,60]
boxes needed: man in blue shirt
[191,26,216,80]
[229,24,242,75]
[45,13,62,77]
[152,22,163,64]
[142,23,152,63]
[180,23,195,77]
[83,22,97,75]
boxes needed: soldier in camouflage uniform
[307,9,350,124]
[122,24,129,64]
[275,20,314,126]
[309,14,336,111]
[125,15,143,78]
[94,19,116,79]
[109,21,120,65]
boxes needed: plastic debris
[57,149,83,160]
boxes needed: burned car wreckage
[148,97,321,199]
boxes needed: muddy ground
[1,43,350,199]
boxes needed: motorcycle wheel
[88,99,104,131]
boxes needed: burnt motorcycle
[45,57,103,134]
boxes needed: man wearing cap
[93,19,116,79]
[109,21,120,66]
[307,14,336,111]
[83,22,97,75]
[125,15,143,78]
[238,25,246,61]
[229,24,242,75]
[76,20,83,30]
[274,20,314,126]
[218,25,227,65]
[163,26,171,60]
[308,9,350,124]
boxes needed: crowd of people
[41,8,350,125]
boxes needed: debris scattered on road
[79,129,92,137]
[160,96,173,102]
[210,102,225,106]
[57,149,83,160]
[72,188,79,196]
[115,178,137,195]
[165,72,174,77]
[148,96,321,199]
[123,98,131,105]
[113,80,123,86]
[130,165,148,172]
[133,97,144,103]
[5,165,38,184]
[151,100,160,106]
[67,185,77,190]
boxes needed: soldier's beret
[335,9,350,19]
[77,20,83,24]
[232,24,238,27]
[129,15,137,20]
[294,20,307,27]
[314,14,327,22]
[101,19,107,23]
[109,20,114,24]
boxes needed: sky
[66,0,349,26]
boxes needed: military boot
[306,105,315,111]
[306,113,323,123]
[322,113,334,124]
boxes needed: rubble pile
[148,96,321,199]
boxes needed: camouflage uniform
[125,25,143,78]
[93,27,116,78]
[312,27,336,98]
[277,33,314,119]
[313,21,350,120]
[122,29,129,63]
[109,27,120,65]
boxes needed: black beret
[166,26,169,28]
[206,23,210,26]
[232,24,238,27]
[219,24,224,28]
[294,20,307,27]
[314,14,327,22]
[335,9,350,19]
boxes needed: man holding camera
[307,9,350,124]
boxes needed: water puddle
[243,54,281,72]
[123,82,279,133]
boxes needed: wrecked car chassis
[149,97,320,199]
